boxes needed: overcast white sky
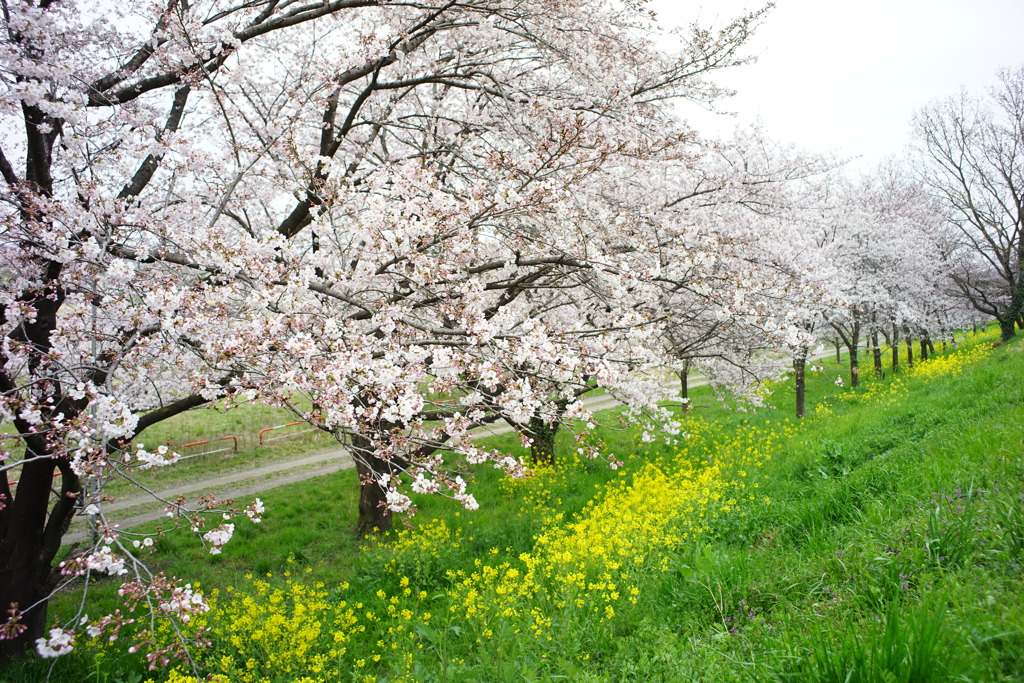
[649,0,1024,170]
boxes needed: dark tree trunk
[1004,267,1024,339]
[352,436,398,535]
[678,360,691,411]
[848,344,860,388]
[919,338,929,361]
[0,258,84,660]
[844,317,862,389]
[890,323,899,374]
[834,342,841,363]
[794,346,808,419]
[870,323,883,379]
[926,334,935,356]
[0,446,80,661]
[830,317,860,389]
[0,552,52,662]
[835,315,861,389]
[528,415,559,466]
[1000,315,1017,342]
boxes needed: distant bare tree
[914,67,1024,341]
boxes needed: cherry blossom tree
[472,125,838,462]
[813,165,957,388]
[867,166,967,372]
[0,0,769,661]
[650,127,835,413]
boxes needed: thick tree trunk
[528,415,559,466]
[1000,315,1017,342]
[0,449,80,661]
[834,342,841,363]
[919,338,928,361]
[0,562,51,662]
[352,436,398,535]
[794,346,808,419]
[0,264,82,660]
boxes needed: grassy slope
[615,337,1024,682]
[4,329,1022,682]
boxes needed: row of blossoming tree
[0,0,1016,666]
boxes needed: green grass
[2,395,337,498]
[115,397,339,491]
[4,325,1022,682]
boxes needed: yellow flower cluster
[847,374,909,406]
[381,517,464,580]
[906,341,994,380]
[444,417,772,651]
[146,671,229,683]
[138,566,432,683]
[498,461,564,512]
[205,573,357,681]
[830,335,994,408]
